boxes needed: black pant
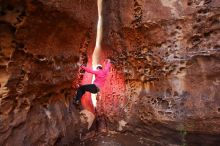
[75,84,99,101]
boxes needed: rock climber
[74,59,111,104]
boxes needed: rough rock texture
[96,0,220,146]
[0,0,97,145]
[0,0,220,146]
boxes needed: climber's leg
[75,84,99,101]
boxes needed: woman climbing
[74,59,111,104]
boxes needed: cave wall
[0,0,220,146]
[0,0,97,145]
[97,0,220,145]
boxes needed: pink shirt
[81,62,111,89]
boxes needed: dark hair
[97,66,103,70]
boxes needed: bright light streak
[91,0,103,107]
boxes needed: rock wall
[0,0,97,145]
[0,0,220,146]
[97,0,220,145]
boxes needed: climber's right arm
[81,66,98,75]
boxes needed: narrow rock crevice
[0,0,220,146]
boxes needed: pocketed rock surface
[0,0,220,146]
[0,0,97,145]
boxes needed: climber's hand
[105,59,111,63]
[80,64,86,68]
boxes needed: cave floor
[70,130,220,146]
[71,132,153,146]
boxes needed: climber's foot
[75,100,79,105]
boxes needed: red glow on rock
[81,92,95,114]
[97,68,127,115]
[80,61,95,114]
